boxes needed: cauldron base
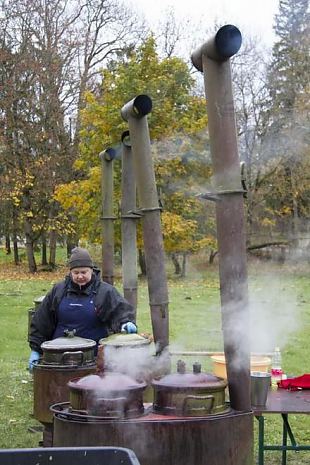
[53,404,253,465]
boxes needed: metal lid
[41,336,96,351]
[68,373,147,392]
[33,295,45,304]
[152,361,227,389]
[33,295,45,308]
[99,333,151,348]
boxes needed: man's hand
[121,322,137,334]
[28,350,40,371]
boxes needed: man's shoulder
[51,278,69,296]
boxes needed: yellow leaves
[261,217,276,227]
[279,206,292,216]
[11,195,21,207]
[161,211,198,253]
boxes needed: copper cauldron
[33,335,97,425]
[67,372,147,419]
[152,360,229,416]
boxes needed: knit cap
[68,247,94,269]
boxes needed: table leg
[281,414,287,465]
[257,416,265,465]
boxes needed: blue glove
[28,350,40,371]
[121,322,137,334]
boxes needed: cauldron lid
[33,295,45,304]
[41,336,96,351]
[68,373,147,391]
[152,371,227,389]
[99,333,151,347]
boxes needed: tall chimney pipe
[191,25,250,412]
[121,131,138,313]
[121,95,169,354]
[99,147,116,285]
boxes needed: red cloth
[278,374,310,390]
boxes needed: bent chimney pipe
[121,131,138,313]
[99,147,116,285]
[191,25,250,412]
[121,95,169,354]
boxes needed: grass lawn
[0,252,309,464]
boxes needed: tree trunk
[41,234,48,266]
[24,218,37,273]
[5,235,11,254]
[13,238,19,265]
[209,250,218,264]
[12,208,19,265]
[138,248,147,276]
[66,234,79,257]
[171,253,181,275]
[290,166,299,247]
[181,253,187,277]
[49,230,57,268]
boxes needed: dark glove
[121,322,137,334]
[28,350,40,371]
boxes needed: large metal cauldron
[98,333,153,378]
[52,362,253,465]
[33,335,97,426]
[97,333,167,402]
[152,361,229,416]
[67,373,146,418]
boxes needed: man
[28,247,136,369]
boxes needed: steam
[164,267,301,376]
[103,343,170,382]
[249,272,300,353]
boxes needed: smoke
[249,272,301,353]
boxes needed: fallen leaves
[0,263,65,281]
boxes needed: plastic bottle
[271,347,283,387]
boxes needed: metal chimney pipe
[121,95,169,354]
[99,147,116,285]
[191,25,250,412]
[121,131,138,313]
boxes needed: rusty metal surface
[191,29,251,412]
[33,364,96,424]
[253,388,310,415]
[99,150,115,285]
[191,25,242,69]
[125,103,169,353]
[121,133,138,311]
[53,408,253,465]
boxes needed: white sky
[126,0,279,47]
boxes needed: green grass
[0,257,309,464]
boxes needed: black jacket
[29,270,135,353]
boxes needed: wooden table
[253,389,310,465]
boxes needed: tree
[56,36,211,273]
[231,37,271,241]
[0,0,143,271]
[267,0,309,130]
[264,0,310,242]
[229,3,309,250]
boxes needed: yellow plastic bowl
[211,354,271,379]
